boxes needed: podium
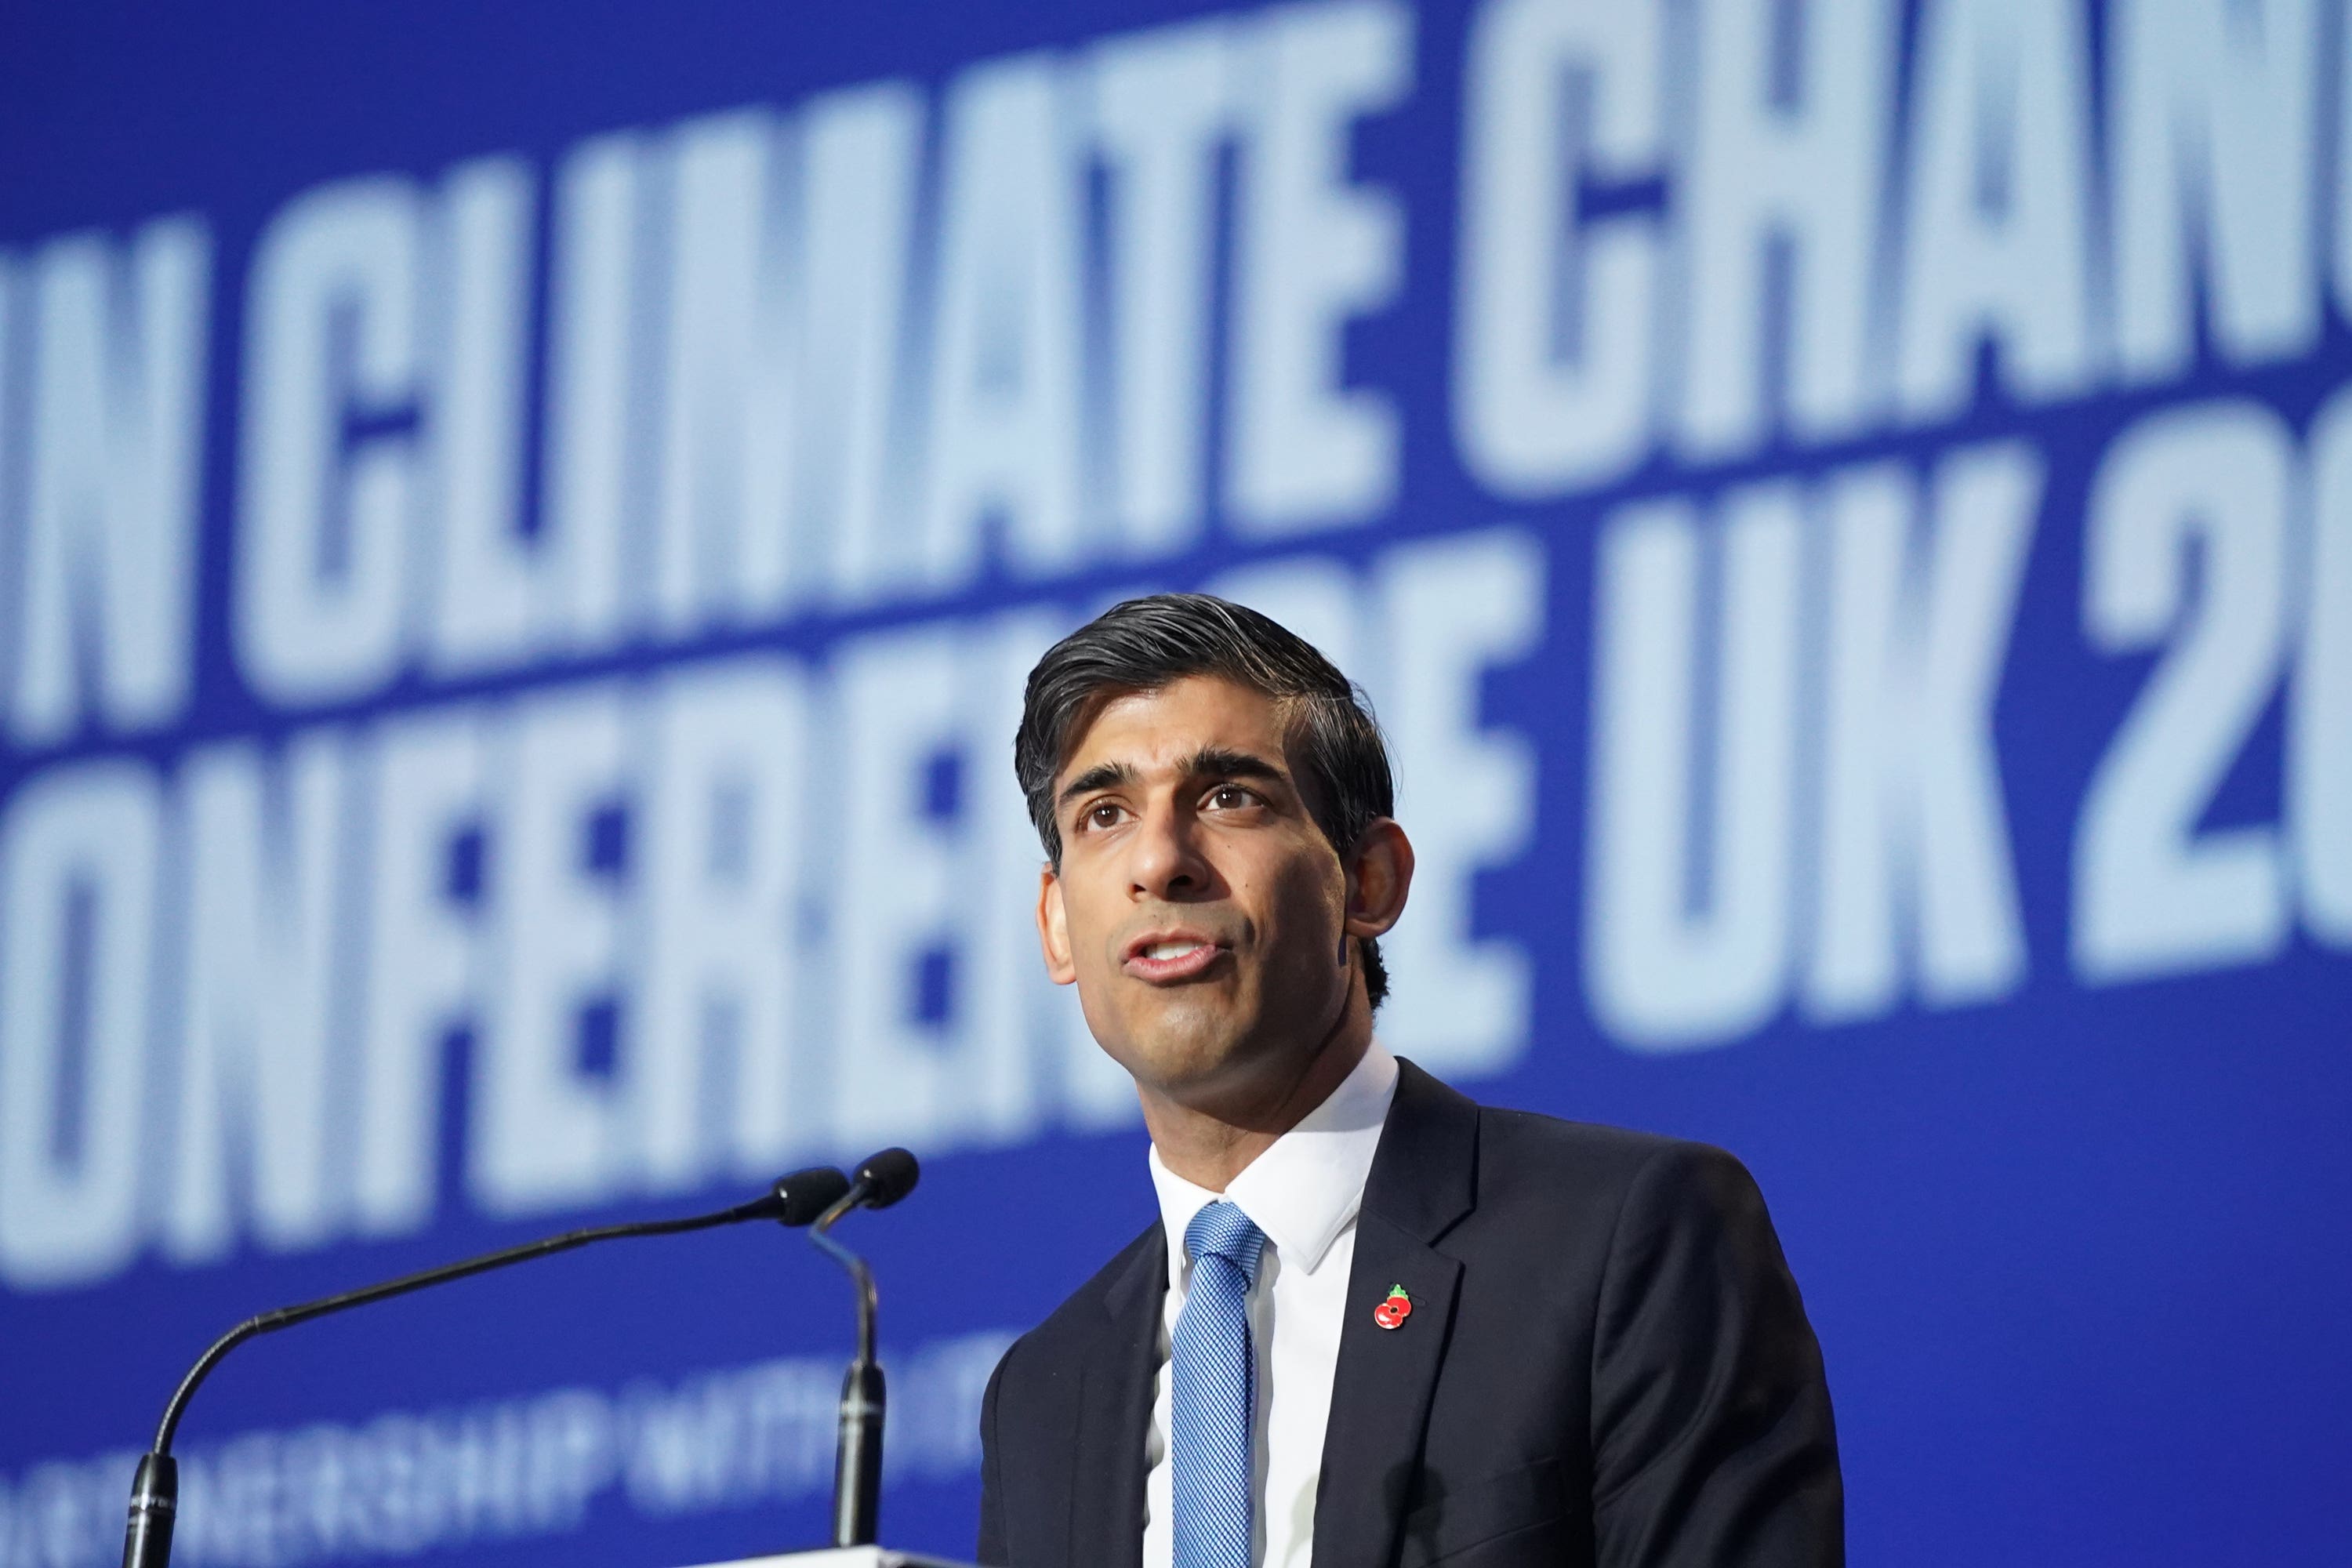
[685,1552,978,1567]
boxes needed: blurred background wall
[2,0,2347,1563]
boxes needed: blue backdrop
[3,2,2347,1564]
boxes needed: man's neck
[1140,1007,1373,1192]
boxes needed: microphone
[848,1146,920,1210]
[807,1147,922,1548]
[771,1165,857,1225]
[120,1167,850,1568]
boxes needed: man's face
[1036,676,1362,1105]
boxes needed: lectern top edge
[678,1550,979,1568]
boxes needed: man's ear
[1037,863,1078,985]
[1343,818,1414,941]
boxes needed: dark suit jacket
[975,1059,1842,1567]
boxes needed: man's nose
[1128,796,1210,899]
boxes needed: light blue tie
[1172,1200,1268,1568]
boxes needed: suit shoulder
[1472,1102,1767,1214]
[1474,1101,1702,1171]
[993,1219,1162,1373]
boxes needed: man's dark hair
[1014,593,1396,1010]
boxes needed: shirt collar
[1147,1037,1400,1283]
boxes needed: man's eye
[1208,784,1257,810]
[1085,802,1123,829]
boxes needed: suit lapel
[1065,1224,1166,1568]
[1311,1060,1479,1568]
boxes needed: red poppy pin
[1373,1283,1413,1330]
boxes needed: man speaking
[976,595,1841,1567]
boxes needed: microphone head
[853,1148,920,1210]
[769,1166,853,1226]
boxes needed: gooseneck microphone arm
[808,1203,880,1367]
[157,1197,766,1453]
[806,1147,920,1549]
[122,1167,853,1568]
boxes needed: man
[976,594,1840,1568]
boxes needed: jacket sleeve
[1589,1141,1844,1567]
[975,1339,1011,1566]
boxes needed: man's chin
[1109,1011,1260,1098]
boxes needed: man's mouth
[1123,933,1227,982]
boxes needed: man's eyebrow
[1058,760,1138,807]
[1180,747,1289,786]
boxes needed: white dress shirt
[1141,1040,1400,1568]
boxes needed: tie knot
[1185,1200,1267,1280]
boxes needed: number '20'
[2077,393,2352,981]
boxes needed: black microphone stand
[805,1148,920,1549]
[121,1170,851,1568]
